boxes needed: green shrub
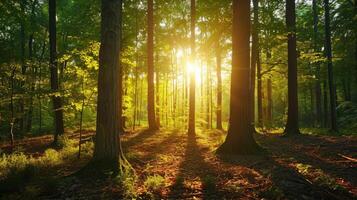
[144,174,165,191]
[115,172,138,199]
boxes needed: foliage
[144,174,166,191]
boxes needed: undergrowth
[0,135,93,193]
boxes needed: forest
[0,0,356,199]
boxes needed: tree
[324,0,338,131]
[147,0,159,131]
[49,0,64,144]
[188,0,196,135]
[92,0,127,172]
[217,0,261,155]
[313,0,322,127]
[284,0,300,136]
[216,41,223,130]
[251,0,259,128]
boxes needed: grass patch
[115,171,138,199]
[144,174,165,191]
[295,163,347,193]
[0,136,94,194]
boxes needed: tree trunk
[323,0,338,131]
[267,78,272,127]
[19,0,26,134]
[250,0,259,129]
[323,80,329,128]
[354,0,357,102]
[217,0,261,155]
[38,40,46,134]
[78,78,85,159]
[257,52,263,127]
[26,34,34,133]
[10,68,16,150]
[216,41,223,130]
[49,0,64,144]
[133,14,139,130]
[92,0,127,172]
[188,0,196,135]
[156,54,161,127]
[284,0,300,135]
[313,0,322,127]
[147,0,158,131]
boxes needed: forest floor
[0,128,356,200]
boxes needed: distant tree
[313,0,322,127]
[92,0,127,172]
[49,0,64,144]
[216,40,223,130]
[188,0,196,135]
[284,0,300,136]
[147,0,159,130]
[323,0,338,131]
[217,0,261,155]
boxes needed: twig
[338,154,357,162]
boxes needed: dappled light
[0,0,356,199]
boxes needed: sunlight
[176,49,184,58]
[186,60,201,84]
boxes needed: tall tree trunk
[78,78,85,159]
[26,34,34,133]
[49,0,64,143]
[313,0,322,127]
[10,67,16,150]
[26,0,37,133]
[323,0,338,131]
[250,0,259,129]
[354,0,357,102]
[217,0,261,155]
[216,41,223,130]
[267,78,272,127]
[133,13,139,130]
[92,0,127,172]
[206,59,210,129]
[38,39,46,134]
[284,0,300,135]
[323,80,329,128]
[19,0,26,134]
[156,54,160,127]
[147,0,158,130]
[188,0,196,135]
[257,52,263,127]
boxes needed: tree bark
[217,0,261,155]
[257,51,263,127]
[49,0,65,143]
[26,33,34,133]
[147,0,158,131]
[323,0,338,131]
[250,0,259,129]
[284,0,300,135]
[267,78,273,127]
[216,41,223,130]
[313,0,322,127]
[92,0,127,172]
[19,0,26,134]
[156,54,161,127]
[188,0,196,135]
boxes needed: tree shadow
[168,133,223,199]
[217,153,349,199]
[257,134,357,186]
[122,128,158,148]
